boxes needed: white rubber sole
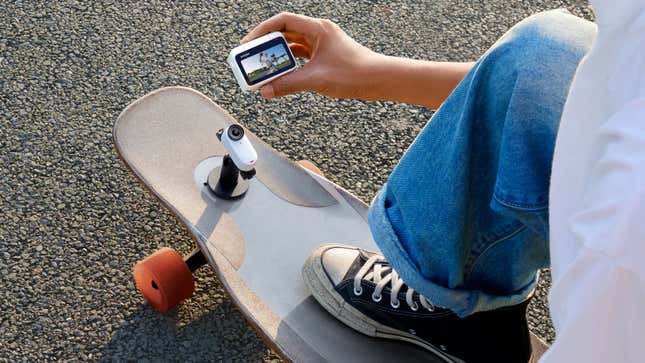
[302,244,466,363]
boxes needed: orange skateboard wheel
[133,247,195,312]
[297,160,322,176]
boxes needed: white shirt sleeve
[542,99,645,363]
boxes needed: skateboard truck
[207,125,258,200]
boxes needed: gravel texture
[1,1,593,361]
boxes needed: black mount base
[206,154,250,200]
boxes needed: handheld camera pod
[227,32,297,92]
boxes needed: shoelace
[353,255,435,311]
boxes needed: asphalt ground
[1,1,594,361]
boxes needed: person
[241,3,645,362]
[258,52,269,72]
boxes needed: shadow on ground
[100,293,277,362]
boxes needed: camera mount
[206,126,257,200]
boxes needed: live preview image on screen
[241,42,293,84]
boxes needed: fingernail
[261,84,275,98]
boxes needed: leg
[302,10,596,363]
[369,9,595,316]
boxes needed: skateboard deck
[114,87,548,362]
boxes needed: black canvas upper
[326,250,533,363]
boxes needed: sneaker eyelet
[390,300,400,309]
[410,302,419,311]
[372,293,382,302]
[353,286,363,296]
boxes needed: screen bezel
[235,36,296,86]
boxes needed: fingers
[242,12,320,43]
[289,43,311,58]
[260,66,316,98]
[243,13,326,98]
[282,31,309,45]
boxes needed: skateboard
[114,87,548,362]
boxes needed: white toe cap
[321,247,360,285]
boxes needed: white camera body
[219,124,257,172]
[227,32,297,92]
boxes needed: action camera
[227,32,297,92]
[217,124,257,172]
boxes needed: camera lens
[227,124,244,141]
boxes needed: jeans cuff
[367,188,538,317]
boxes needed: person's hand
[241,12,382,99]
[242,12,474,108]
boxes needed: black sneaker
[302,244,533,363]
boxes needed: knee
[497,9,596,61]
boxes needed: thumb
[261,67,315,98]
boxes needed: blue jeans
[368,10,596,317]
